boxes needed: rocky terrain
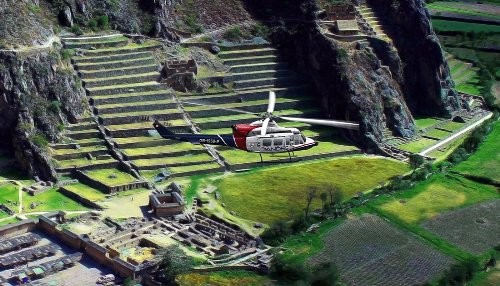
[0,0,461,175]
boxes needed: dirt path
[0,35,59,53]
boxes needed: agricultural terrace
[371,174,499,225]
[308,214,453,286]
[428,1,500,22]
[213,156,409,225]
[432,20,500,33]
[453,122,500,183]
[177,270,270,286]
[422,199,500,255]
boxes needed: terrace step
[233,76,299,89]
[55,159,119,173]
[63,37,129,50]
[223,55,279,66]
[226,69,293,82]
[79,64,159,79]
[132,154,216,170]
[50,138,105,149]
[96,100,177,115]
[112,137,178,149]
[66,122,98,132]
[98,109,183,125]
[186,99,309,118]
[105,122,190,138]
[61,34,124,42]
[73,50,152,64]
[82,42,161,56]
[76,57,156,71]
[83,72,159,88]
[53,148,110,161]
[219,43,272,52]
[91,90,171,105]
[123,147,206,161]
[219,48,277,59]
[66,129,101,140]
[230,62,288,73]
[86,82,164,97]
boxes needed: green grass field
[215,156,409,224]
[424,128,452,140]
[428,2,500,22]
[177,271,270,286]
[399,138,438,153]
[440,121,465,132]
[63,183,107,202]
[415,117,442,130]
[0,182,19,205]
[22,188,88,213]
[83,168,137,186]
[454,122,500,182]
[371,174,499,225]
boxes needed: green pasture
[425,128,452,140]
[370,174,499,225]
[399,138,438,153]
[415,117,442,130]
[22,188,88,213]
[215,156,409,225]
[454,122,500,183]
[63,183,107,202]
[82,168,137,186]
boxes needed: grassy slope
[399,138,437,153]
[216,157,409,224]
[373,174,498,225]
[432,20,500,33]
[453,122,500,182]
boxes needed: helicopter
[153,91,359,161]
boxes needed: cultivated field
[215,157,409,224]
[454,122,500,183]
[421,199,500,255]
[177,270,271,286]
[373,174,499,225]
[308,214,453,286]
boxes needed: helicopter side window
[294,135,303,145]
[285,138,291,146]
[262,139,272,147]
[274,138,283,146]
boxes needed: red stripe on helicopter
[232,124,257,151]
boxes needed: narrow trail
[0,35,59,53]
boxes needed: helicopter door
[273,138,284,151]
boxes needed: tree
[305,187,317,219]
[409,154,425,174]
[155,245,193,285]
[261,220,291,246]
[310,262,340,286]
[320,192,328,212]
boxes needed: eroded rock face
[367,0,461,116]
[0,50,87,180]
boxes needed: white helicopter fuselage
[244,125,318,153]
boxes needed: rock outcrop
[367,0,461,116]
[0,48,87,180]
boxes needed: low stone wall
[0,219,37,238]
[73,170,148,194]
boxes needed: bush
[70,24,83,35]
[96,15,109,30]
[185,14,203,34]
[224,27,243,42]
[439,258,479,286]
[47,101,61,113]
[61,49,75,61]
[261,220,291,246]
[88,19,98,31]
[252,23,270,38]
[32,134,49,148]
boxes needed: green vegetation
[428,2,500,21]
[215,157,409,224]
[63,183,107,202]
[83,168,137,186]
[0,217,20,226]
[224,27,244,42]
[177,271,270,286]
[425,128,451,139]
[432,20,500,33]
[415,117,441,130]
[454,122,500,182]
[22,188,88,213]
[0,183,19,205]
[399,138,437,153]
[372,174,498,225]
[441,121,465,132]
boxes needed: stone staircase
[178,43,360,169]
[356,4,390,42]
[382,128,409,147]
[51,34,224,188]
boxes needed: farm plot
[421,199,500,255]
[308,214,453,286]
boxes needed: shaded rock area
[0,49,87,180]
[367,0,461,116]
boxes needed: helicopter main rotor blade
[181,101,258,116]
[261,117,271,136]
[280,116,360,130]
[267,91,276,113]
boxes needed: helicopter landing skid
[259,152,300,163]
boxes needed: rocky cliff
[367,0,461,116]
[244,0,459,149]
[0,48,87,180]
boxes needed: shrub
[48,101,61,113]
[185,14,203,34]
[252,23,270,38]
[88,19,98,31]
[70,24,83,35]
[61,49,75,61]
[96,15,109,29]
[32,134,49,148]
[224,27,243,42]
[261,220,291,246]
